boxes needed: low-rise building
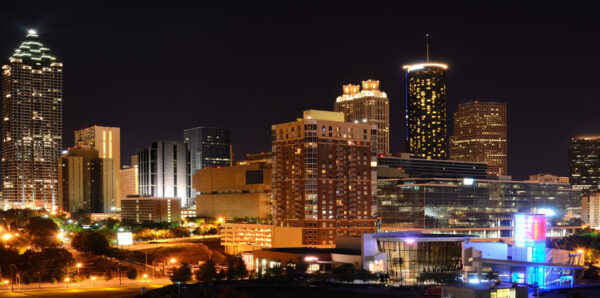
[121,195,181,223]
[253,247,362,275]
[527,173,569,184]
[220,223,303,255]
[90,212,121,222]
[181,207,197,218]
[194,162,271,219]
[441,284,528,298]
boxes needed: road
[0,284,164,297]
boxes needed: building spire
[426,33,430,62]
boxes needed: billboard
[117,232,133,245]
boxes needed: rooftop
[402,63,448,72]
[11,29,58,67]
[261,247,361,255]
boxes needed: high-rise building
[335,79,390,155]
[120,165,138,199]
[272,110,377,246]
[583,192,600,228]
[184,126,231,198]
[121,196,181,223]
[1,30,63,210]
[403,63,448,160]
[569,136,600,194]
[74,126,121,211]
[57,145,102,213]
[449,101,507,176]
[138,141,190,206]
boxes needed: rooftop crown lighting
[27,29,37,35]
[402,63,448,72]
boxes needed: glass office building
[378,154,488,179]
[377,178,582,233]
[569,136,600,194]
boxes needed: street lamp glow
[2,233,12,241]
[76,263,82,268]
[577,249,584,254]
[170,258,176,264]
[143,274,148,278]
[91,276,96,280]
[3,280,8,284]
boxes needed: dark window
[246,170,264,184]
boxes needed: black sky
[1,1,599,179]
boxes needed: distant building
[1,30,63,210]
[236,152,273,166]
[220,223,303,255]
[90,213,121,222]
[335,79,390,155]
[121,196,181,223]
[378,153,488,179]
[569,136,600,194]
[180,207,196,218]
[450,101,507,176]
[74,126,121,211]
[194,162,271,219]
[138,141,190,206]
[184,127,231,198]
[403,63,448,160]
[377,177,582,238]
[120,165,138,199]
[583,192,600,228]
[272,110,377,246]
[527,173,569,184]
[253,247,362,275]
[57,145,102,213]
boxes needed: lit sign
[304,256,318,262]
[463,178,474,186]
[117,232,133,246]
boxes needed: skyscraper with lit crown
[1,30,63,210]
[335,79,390,155]
[404,62,448,159]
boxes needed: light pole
[143,274,148,285]
[76,263,82,275]
[64,277,70,288]
[91,276,96,287]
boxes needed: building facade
[194,162,271,219]
[1,30,63,210]
[569,136,600,194]
[120,165,138,199]
[449,101,507,176]
[58,145,102,213]
[138,141,190,206]
[527,173,569,184]
[220,223,303,255]
[403,63,448,160]
[334,79,390,155]
[376,177,582,235]
[184,126,231,199]
[378,153,488,179]
[121,196,181,223]
[582,192,600,228]
[74,126,121,211]
[272,110,377,245]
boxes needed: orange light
[170,258,176,263]
[577,249,584,254]
[64,277,70,282]
[76,263,82,268]
[91,276,96,281]
[1,234,12,241]
[143,274,148,278]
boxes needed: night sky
[1,1,599,179]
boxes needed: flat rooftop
[260,247,361,255]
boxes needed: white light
[537,208,556,217]
[304,256,318,262]
[27,29,37,35]
[468,278,480,284]
[117,232,133,245]
[463,178,474,186]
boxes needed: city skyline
[2,2,600,179]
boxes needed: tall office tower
[1,30,63,210]
[74,126,121,211]
[184,127,231,198]
[449,101,507,176]
[138,141,190,206]
[334,79,390,155]
[569,136,600,194]
[120,165,138,199]
[57,145,102,213]
[403,63,448,159]
[272,110,377,245]
[583,192,600,228]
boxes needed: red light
[474,100,479,104]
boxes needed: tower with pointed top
[1,30,63,210]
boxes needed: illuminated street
[0,284,165,297]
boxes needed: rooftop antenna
[426,33,430,62]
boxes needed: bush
[170,263,192,283]
[103,271,113,283]
[196,259,216,282]
[50,277,58,284]
[126,268,138,280]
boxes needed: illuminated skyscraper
[272,110,377,245]
[335,79,390,155]
[75,126,121,211]
[569,136,600,194]
[57,145,102,213]
[1,30,63,210]
[449,101,507,176]
[403,63,448,159]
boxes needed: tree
[103,271,113,285]
[232,258,248,280]
[168,226,190,238]
[355,269,377,282]
[170,263,192,283]
[24,216,60,248]
[126,268,138,280]
[196,259,216,282]
[206,227,218,235]
[71,231,110,256]
[333,263,356,282]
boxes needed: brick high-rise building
[449,101,507,177]
[1,30,63,210]
[335,79,390,155]
[74,126,121,211]
[403,63,448,160]
[272,110,377,246]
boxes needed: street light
[143,274,148,285]
[1,233,12,241]
[76,263,82,275]
[64,277,70,288]
[170,258,176,264]
[91,276,96,286]
[577,249,584,254]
